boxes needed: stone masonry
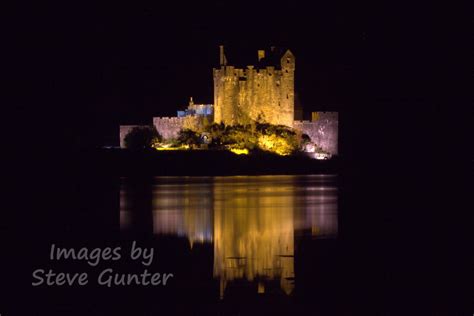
[213,46,295,127]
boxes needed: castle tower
[279,50,295,127]
[213,46,295,127]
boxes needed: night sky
[14,1,462,152]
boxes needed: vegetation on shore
[123,122,327,157]
[124,126,162,150]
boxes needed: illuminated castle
[213,46,295,127]
[119,46,338,155]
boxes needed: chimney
[258,50,265,61]
[219,45,227,66]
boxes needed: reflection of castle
[212,177,295,298]
[119,46,338,155]
[120,175,338,298]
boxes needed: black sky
[14,1,456,148]
[11,0,467,161]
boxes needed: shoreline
[80,149,340,176]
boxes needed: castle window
[287,58,290,63]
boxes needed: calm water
[20,171,464,314]
[120,175,338,300]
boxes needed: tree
[206,123,226,148]
[177,129,201,148]
[124,126,162,150]
[203,122,309,155]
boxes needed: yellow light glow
[213,182,295,298]
[229,148,249,155]
[154,145,190,151]
[154,147,180,150]
[120,176,339,300]
[257,135,293,156]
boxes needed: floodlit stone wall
[153,117,185,140]
[213,50,295,127]
[153,115,211,141]
[294,112,338,155]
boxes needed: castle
[213,46,294,127]
[120,46,338,156]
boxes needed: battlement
[154,116,184,122]
[217,65,284,79]
[213,46,295,127]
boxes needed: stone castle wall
[153,116,211,140]
[153,117,185,140]
[294,112,338,155]
[213,50,295,127]
[119,125,149,148]
[119,48,339,156]
[182,115,211,133]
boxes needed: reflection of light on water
[299,186,338,238]
[119,189,131,230]
[119,175,338,298]
[213,178,295,298]
[151,184,213,247]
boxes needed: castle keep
[213,46,295,127]
[119,46,339,156]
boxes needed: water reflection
[120,175,338,298]
[151,181,213,246]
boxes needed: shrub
[124,126,162,150]
[203,122,303,155]
[176,129,201,148]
